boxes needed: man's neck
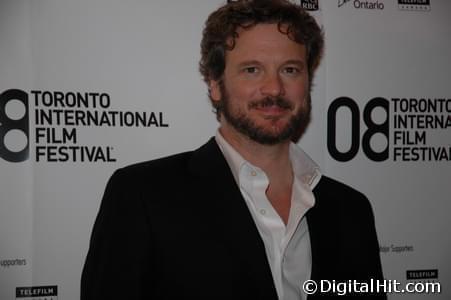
[218,123,292,182]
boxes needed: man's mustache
[248,97,293,110]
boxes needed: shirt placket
[249,165,290,299]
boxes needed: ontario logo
[338,0,384,10]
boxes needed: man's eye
[243,67,259,74]
[283,67,300,74]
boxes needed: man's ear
[209,80,221,102]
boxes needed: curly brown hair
[199,0,324,117]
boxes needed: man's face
[210,23,310,145]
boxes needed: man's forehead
[225,23,306,60]
[226,23,304,49]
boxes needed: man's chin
[255,119,292,133]
[241,125,294,145]
[248,134,291,145]
[222,111,297,145]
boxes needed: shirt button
[260,209,266,215]
[251,171,257,176]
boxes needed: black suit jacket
[81,138,386,299]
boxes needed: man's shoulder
[122,150,194,174]
[315,175,366,198]
[108,150,196,188]
[314,175,372,212]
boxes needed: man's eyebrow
[236,59,306,68]
[236,60,262,68]
[283,59,305,67]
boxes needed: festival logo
[327,97,451,162]
[0,89,169,163]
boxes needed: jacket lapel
[308,178,339,282]
[188,138,278,298]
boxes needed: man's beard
[218,83,311,145]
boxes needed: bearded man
[81,1,386,299]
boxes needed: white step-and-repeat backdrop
[1,0,449,299]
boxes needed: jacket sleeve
[81,169,152,299]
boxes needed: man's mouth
[249,97,293,116]
[249,97,293,110]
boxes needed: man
[81,1,386,299]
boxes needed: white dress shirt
[215,131,321,300]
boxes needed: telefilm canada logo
[338,0,384,10]
[327,96,451,162]
[16,285,57,300]
[0,89,169,163]
[398,0,431,11]
[406,269,438,281]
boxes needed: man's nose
[260,73,285,97]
